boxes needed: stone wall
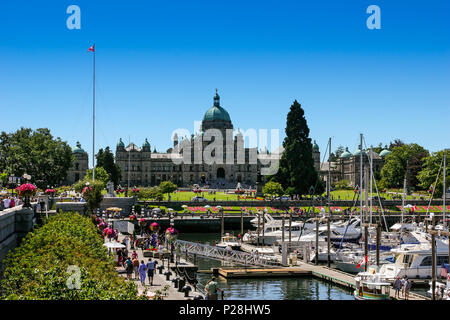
[55,197,135,216]
[0,205,36,273]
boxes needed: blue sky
[0,0,449,165]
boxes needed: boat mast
[370,146,373,225]
[128,136,131,190]
[402,161,408,225]
[328,137,331,206]
[444,150,447,228]
[92,45,96,181]
[360,133,363,230]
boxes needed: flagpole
[92,45,96,182]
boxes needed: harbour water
[178,231,355,300]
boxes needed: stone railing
[0,204,36,270]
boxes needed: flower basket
[150,222,160,232]
[17,183,37,207]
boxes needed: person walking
[205,277,218,300]
[138,260,147,286]
[124,257,133,280]
[404,276,411,300]
[132,250,138,260]
[146,258,156,286]
[132,256,140,280]
[393,276,402,299]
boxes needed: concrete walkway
[111,234,197,300]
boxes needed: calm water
[178,231,355,300]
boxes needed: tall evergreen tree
[272,100,323,195]
[95,147,121,187]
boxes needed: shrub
[0,212,142,300]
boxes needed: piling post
[431,215,436,300]
[257,213,261,247]
[221,208,224,237]
[240,208,244,236]
[262,210,265,246]
[315,218,319,265]
[282,212,285,243]
[376,222,381,267]
[364,224,368,272]
[327,217,331,268]
[289,211,292,247]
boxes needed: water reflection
[178,232,354,300]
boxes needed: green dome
[203,90,231,122]
[117,138,125,148]
[142,138,150,148]
[312,140,319,151]
[340,147,351,159]
[73,141,85,154]
[203,106,231,122]
[379,149,391,157]
[353,149,366,156]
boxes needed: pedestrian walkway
[113,234,193,300]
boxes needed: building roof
[142,138,150,148]
[313,140,319,151]
[379,149,391,157]
[126,143,141,152]
[203,90,231,122]
[340,147,351,159]
[73,141,86,154]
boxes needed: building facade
[317,145,391,188]
[65,141,89,185]
[114,91,275,188]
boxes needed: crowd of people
[0,195,22,211]
[393,276,412,300]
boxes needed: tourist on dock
[205,277,218,300]
[393,276,402,299]
[132,256,140,279]
[132,250,138,260]
[124,235,129,249]
[125,257,133,280]
[146,258,156,286]
[403,276,411,300]
[138,260,147,286]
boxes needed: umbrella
[204,205,211,209]
[167,208,174,211]
[106,207,122,212]
[403,204,414,209]
[181,205,188,208]
[152,208,161,213]
[103,242,125,248]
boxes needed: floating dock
[217,267,310,278]
[214,262,430,300]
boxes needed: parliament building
[66,92,390,189]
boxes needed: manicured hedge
[0,212,142,300]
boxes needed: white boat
[379,231,450,280]
[354,270,391,300]
[216,233,241,250]
[427,279,450,300]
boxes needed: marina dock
[213,262,430,300]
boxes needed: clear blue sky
[0,0,449,166]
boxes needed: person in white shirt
[3,197,11,209]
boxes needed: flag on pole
[356,256,368,269]
[88,44,95,52]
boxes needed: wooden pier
[214,262,430,300]
[217,267,310,278]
